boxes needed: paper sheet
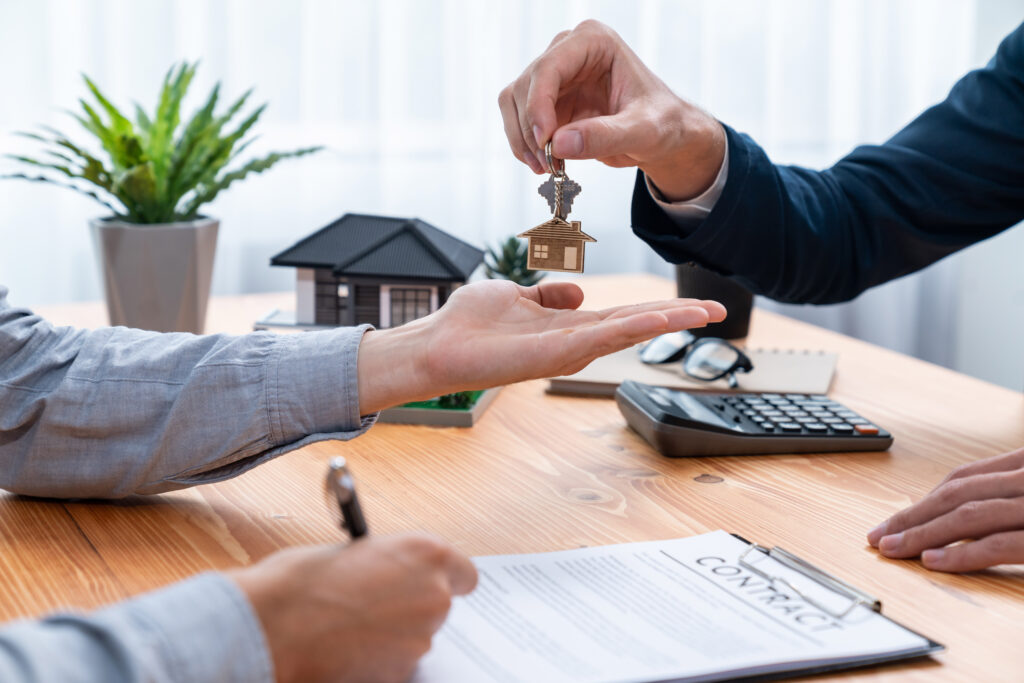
[412,531,933,683]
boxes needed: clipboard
[414,531,944,683]
[725,533,944,682]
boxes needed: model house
[270,213,483,328]
[517,218,596,273]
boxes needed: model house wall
[518,219,596,274]
[295,268,316,324]
[272,213,483,329]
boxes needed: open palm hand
[357,279,725,413]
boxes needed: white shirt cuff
[645,146,730,227]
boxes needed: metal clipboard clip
[738,543,881,620]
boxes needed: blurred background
[0,0,1021,390]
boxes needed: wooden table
[6,274,1024,681]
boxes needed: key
[538,142,583,220]
[518,141,596,274]
[538,175,581,220]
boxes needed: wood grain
[9,274,1024,682]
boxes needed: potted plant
[3,62,320,333]
[484,235,545,286]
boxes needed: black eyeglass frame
[638,333,754,389]
[684,337,754,388]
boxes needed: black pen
[327,456,369,539]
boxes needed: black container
[675,263,753,340]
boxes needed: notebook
[548,346,837,397]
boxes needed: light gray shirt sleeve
[0,573,273,683]
[0,284,376,498]
[644,145,730,227]
[0,283,380,682]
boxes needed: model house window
[533,244,549,258]
[390,288,432,326]
[337,284,349,298]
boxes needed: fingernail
[922,548,945,565]
[532,125,544,146]
[535,148,547,171]
[867,520,888,545]
[562,129,584,156]
[878,532,903,553]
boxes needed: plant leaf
[177,146,321,219]
[148,62,196,200]
[484,236,543,286]
[0,173,121,215]
[74,101,119,165]
[82,74,133,137]
[112,163,159,222]
[165,81,221,201]
[134,102,152,133]
[177,101,265,195]
[31,128,115,190]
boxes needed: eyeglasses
[638,330,753,388]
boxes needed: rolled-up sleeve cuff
[268,325,377,446]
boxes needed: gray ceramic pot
[89,216,219,333]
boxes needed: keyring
[544,141,566,178]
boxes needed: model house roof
[271,213,484,281]
[517,218,596,242]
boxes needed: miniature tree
[438,391,474,409]
[484,235,544,287]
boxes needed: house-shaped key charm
[518,171,595,273]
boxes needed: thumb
[520,281,584,310]
[445,551,479,596]
[551,112,640,161]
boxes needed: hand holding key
[498,19,726,202]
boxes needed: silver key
[538,175,581,220]
[538,142,582,220]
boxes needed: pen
[327,456,369,539]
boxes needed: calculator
[615,380,893,457]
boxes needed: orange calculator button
[854,424,880,435]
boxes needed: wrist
[356,320,436,414]
[641,105,726,202]
[226,566,298,683]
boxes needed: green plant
[437,391,474,409]
[3,62,321,224]
[484,235,544,287]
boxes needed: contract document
[412,531,941,683]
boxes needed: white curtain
[0,0,1018,382]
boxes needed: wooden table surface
[7,274,1024,681]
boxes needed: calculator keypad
[718,394,881,436]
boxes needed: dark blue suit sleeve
[632,23,1024,304]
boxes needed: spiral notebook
[548,346,837,397]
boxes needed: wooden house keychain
[518,141,596,273]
